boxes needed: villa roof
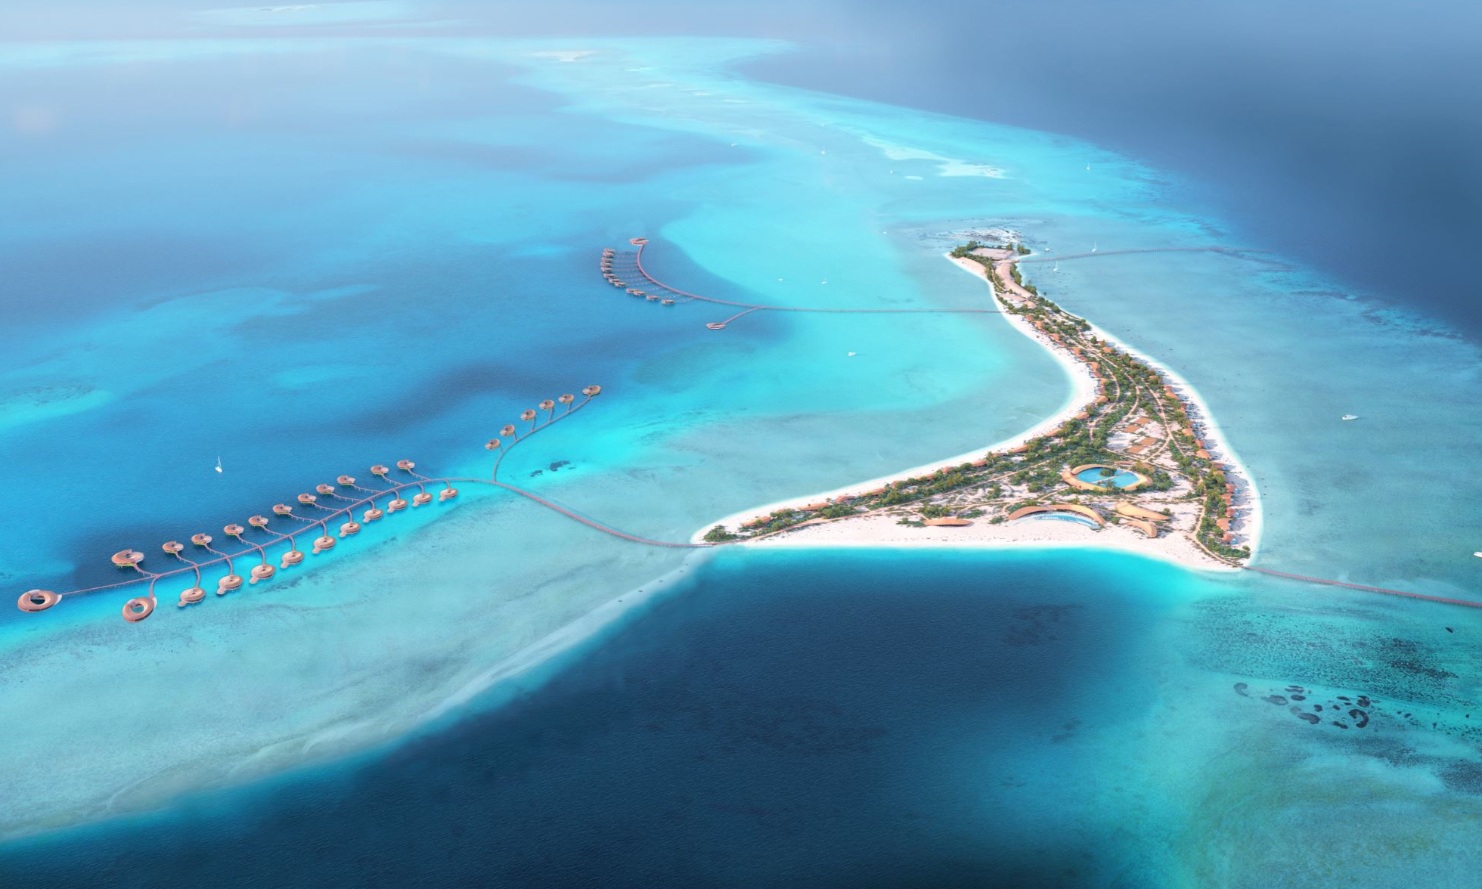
[1115,501,1170,522]
[1006,503,1105,526]
[1124,518,1160,539]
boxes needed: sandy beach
[691,253,1098,540]
[1074,314,1265,559]
[742,511,1236,571]
[693,246,1260,574]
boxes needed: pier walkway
[15,385,706,623]
[1243,566,1482,610]
[604,237,1003,329]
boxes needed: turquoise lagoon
[1,34,1480,886]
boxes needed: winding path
[614,239,1004,327]
[23,241,1476,620]
[486,481,706,549]
[19,389,708,618]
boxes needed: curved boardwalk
[606,238,1003,329]
[488,481,707,549]
[16,387,705,622]
[22,243,1473,623]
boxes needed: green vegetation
[717,242,1249,565]
[703,525,737,542]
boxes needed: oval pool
[1075,467,1141,489]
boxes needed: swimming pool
[1024,513,1104,530]
[1075,467,1141,489]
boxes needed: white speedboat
[215,456,223,474]
[1341,414,1358,421]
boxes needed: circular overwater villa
[13,383,605,623]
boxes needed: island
[695,240,1260,571]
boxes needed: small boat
[1474,551,1482,559]
[1341,414,1358,421]
[847,351,857,357]
[215,456,223,474]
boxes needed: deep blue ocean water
[1,5,1480,887]
[0,549,1212,888]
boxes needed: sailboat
[215,456,223,474]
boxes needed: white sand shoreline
[690,247,1261,573]
[690,255,1097,539]
[741,512,1233,573]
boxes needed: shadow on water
[0,548,1198,888]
